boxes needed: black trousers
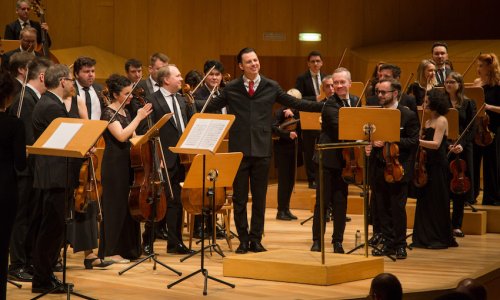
[371,175,408,249]
[312,167,347,243]
[32,188,66,286]
[473,128,500,205]
[276,144,297,212]
[301,130,319,183]
[233,156,271,244]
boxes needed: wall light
[299,33,321,42]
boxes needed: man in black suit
[136,53,169,97]
[72,56,103,120]
[295,51,327,189]
[1,27,41,72]
[31,64,78,294]
[144,65,195,255]
[4,0,51,47]
[205,47,323,254]
[432,41,452,86]
[8,57,52,282]
[4,51,35,98]
[365,79,419,259]
[310,67,359,254]
[365,64,417,115]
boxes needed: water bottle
[355,230,361,247]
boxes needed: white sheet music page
[181,118,229,152]
[42,122,83,149]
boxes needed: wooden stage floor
[7,183,500,299]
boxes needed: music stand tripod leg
[7,280,22,289]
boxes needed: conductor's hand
[137,103,153,120]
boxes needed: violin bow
[446,103,485,157]
[107,79,141,124]
[16,63,30,118]
[337,48,348,69]
[462,52,481,79]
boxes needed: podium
[28,118,108,300]
[168,113,241,295]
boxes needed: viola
[474,113,494,146]
[341,147,363,185]
[383,143,404,183]
[449,155,471,194]
[74,154,103,220]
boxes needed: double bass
[29,0,59,63]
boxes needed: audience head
[368,273,403,300]
[456,278,487,300]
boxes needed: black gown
[97,107,141,259]
[412,127,455,249]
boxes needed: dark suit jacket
[4,19,51,47]
[9,85,39,145]
[137,78,155,96]
[206,75,323,157]
[366,94,418,115]
[295,71,327,101]
[1,48,42,71]
[32,92,80,189]
[435,66,452,86]
[146,90,195,171]
[368,103,419,183]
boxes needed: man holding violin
[365,79,419,259]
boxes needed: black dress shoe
[84,258,114,269]
[372,245,395,256]
[52,261,63,272]
[167,243,195,254]
[395,247,407,259]
[276,211,292,221]
[8,268,33,282]
[346,216,352,222]
[310,240,320,252]
[285,210,298,220]
[156,228,169,240]
[143,244,152,256]
[235,242,249,254]
[249,241,267,252]
[333,242,344,254]
[453,229,465,238]
[32,281,65,294]
[368,233,383,247]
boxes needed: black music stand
[168,113,237,295]
[118,113,182,277]
[27,118,108,299]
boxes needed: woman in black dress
[97,74,152,263]
[0,71,26,299]
[406,59,438,106]
[412,90,458,249]
[472,53,500,205]
[444,72,476,238]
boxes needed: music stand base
[180,243,225,262]
[31,283,96,300]
[167,268,235,296]
[346,243,396,262]
[118,253,182,276]
[8,279,22,289]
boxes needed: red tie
[248,80,255,96]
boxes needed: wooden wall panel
[80,0,115,52]
[45,0,81,49]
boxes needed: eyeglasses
[61,77,76,82]
[376,90,394,96]
[444,80,457,84]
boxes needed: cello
[29,0,59,63]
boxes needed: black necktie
[313,74,320,96]
[171,95,182,135]
[21,22,29,29]
[342,99,350,107]
[83,86,92,118]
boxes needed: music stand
[168,113,238,295]
[27,118,108,299]
[118,113,182,277]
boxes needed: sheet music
[42,122,83,149]
[181,118,229,152]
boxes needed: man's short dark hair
[370,273,403,300]
[45,64,70,90]
[8,51,35,76]
[124,58,142,73]
[432,41,449,53]
[379,64,401,79]
[307,50,322,61]
[237,47,256,64]
[203,60,224,74]
[149,53,169,67]
[73,56,96,77]
[378,78,402,93]
[27,57,52,81]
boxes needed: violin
[128,90,170,222]
[74,154,103,220]
[449,155,471,194]
[383,142,404,183]
[341,147,363,185]
[474,113,494,146]
[278,116,300,131]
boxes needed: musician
[136,52,169,96]
[0,70,26,299]
[4,0,51,47]
[193,60,227,113]
[97,74,152,263]
[365,79,419,259]
[406,59,437,106]
[73,57,103,120]
[1,27,41,72]
[4,51,35,98]
[295,51,326,189]
[7,57,51,282]
[432,42,452,86]
[366,64,417,114]
[366,61,386,97]
[144,65,196,255]
[444,72,477,237]
[31,64,79,293]
[205,47,323,254]
[272,89,303,221]
[311,67,358,254]
[472,53,500,206]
